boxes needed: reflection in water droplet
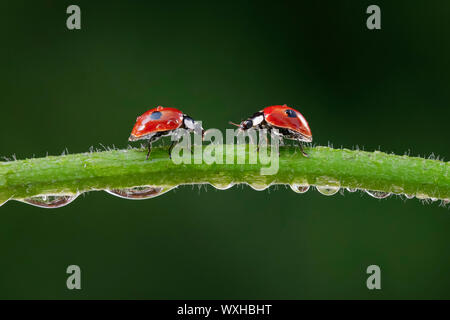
[365,190,391,199]
[21,194,79,208]
[405,194,414,199]
[209,182,235,190]
[316,185,340,196]
[346,188,357,193]
[290,184,310,194]
[431,197,438,202]
[105,186,173,200]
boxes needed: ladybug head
[183,115,204,139]
[229,119,253,131]
[242,120,253,130]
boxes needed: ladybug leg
[276,137,282,156]
[168,140,176,159]
[257,130,269,152]
[297,140,309,157]
[167,138,191,159]
[146,134,159,160]
[272,131,281,156]
[188,144,194,155]
[248,132,256,147]
[146,139,153,160]
[256,134,259,152]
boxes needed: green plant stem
[0,146,449,203]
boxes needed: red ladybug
[230,104,312,156]
[129,106,204,159]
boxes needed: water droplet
[365,190,391,199]
[247,182,270,191]
[209,182,234,190]
[105,186,173,200]
[404,194,414,199]
[20,194,79,208]
[290,184,310,194]
[316,185,340,196]
[346,188,357,193]
[431,197,438,202]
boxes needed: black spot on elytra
[285,109,296,118]
[150,111,162,120]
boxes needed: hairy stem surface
[0,146,448,204]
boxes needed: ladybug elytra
[230,104,312,156]
[129,106,204,159]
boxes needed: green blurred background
[0,0,449,299]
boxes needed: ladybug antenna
[229,121,241,127]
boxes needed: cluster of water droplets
[4,185,177,209]
[294,183,393,199]
[2,182,448,209]
[288,183,449,205]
